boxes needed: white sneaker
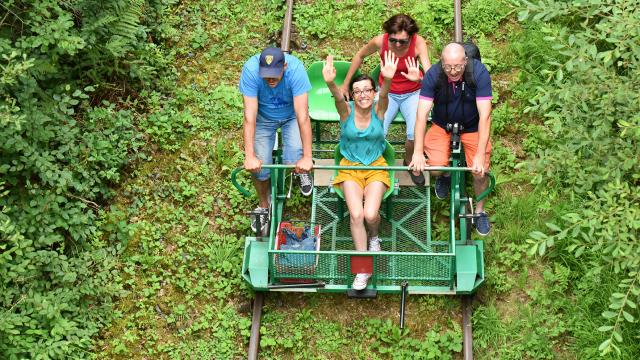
[368,236,381,252]
[352,273,371,290]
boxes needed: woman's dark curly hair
[349,74,376,93]
[382,14,419,36]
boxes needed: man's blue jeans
[253,113,302,181]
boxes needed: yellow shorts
[333,156,390,190]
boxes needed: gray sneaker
[296,173,313,196]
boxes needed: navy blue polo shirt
[419,59,492,132]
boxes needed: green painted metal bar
[230,167,251,196]
[233,166,495,202]
[267,249,455,256]
[260,284,457,294]
[475,172,495,202]
[250,164,471,172]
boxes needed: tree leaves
[1,0,172,357]
[519,0,640,355]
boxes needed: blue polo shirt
[239,54,311,121]
[419,59,492,132]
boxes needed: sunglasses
[388,37,410,45]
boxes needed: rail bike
[231,60,495,359]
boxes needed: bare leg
[473,174,489,213]
[404,140,414,165]
[342,181,367,251]
[363,182,387,238]
[252,178,271,209]
[405,140,423,177]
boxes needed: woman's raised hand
[401,57,422,82]
[380,51,399,80]
[323,55,337,84]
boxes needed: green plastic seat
[307,61,360,121]
[333,140,396,200]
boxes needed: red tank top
[379,33,422,94]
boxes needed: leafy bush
[517,0,640,355]
[462,0,513,38]
[0,0,176,357]
[403,0,455,50]
[294,0,389,41]
[491,103,514,135]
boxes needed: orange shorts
[423,124,492,169]
[333,156,391,189]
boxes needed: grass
[92,0,622,359]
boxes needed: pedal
[247,208,270,237]
[458,197,478,221]
[347,288,378,299]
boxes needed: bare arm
[243,96,262,171]
[375,51,398,120]
[293,93,313,172]
[322,55,350,121]
[376,78,392,120]
[415,36,431,74]
[471,99,492,175]
[340,36,382,99]
[409,98,432,171]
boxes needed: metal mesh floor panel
[269,186,454,288]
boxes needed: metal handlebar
[231,167,252,197]
[476,172,495,202]
[231,165,496,202]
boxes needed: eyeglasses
[443,63,466,72]
[352,88,375,97]
[388,37,410,45]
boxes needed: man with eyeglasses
[340,14,431,186]
[410,43,493,236]
[239,47,314,234]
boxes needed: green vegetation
[1,0,638,358]
[1,0,175,357]
[517,0,640,355]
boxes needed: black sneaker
[403,160,425,186]
[250,207,269,235]
[296,173,313,196]
[475,212,491,236]
[434,175,451,200]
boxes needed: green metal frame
[231,60,496,296]
[232,160,494,294]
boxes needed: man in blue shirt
[239,47,314,234]
[409,43,493,235]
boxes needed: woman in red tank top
[341,14,431,186]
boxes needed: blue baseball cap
[259,47,285,78]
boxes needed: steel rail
[454,0,463,42]
[462,295,473,360]
[248,0,296,357]
[247,292,265,360]
[281,0,294,53]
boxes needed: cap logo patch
[265,55,273,65]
